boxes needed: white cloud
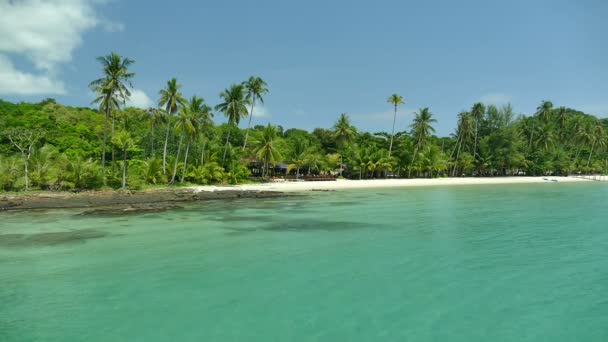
[247,104,268,117]
[0,0,117,95]
[0,55,66,95]
[126,89,153,109]
[479,93,513,106]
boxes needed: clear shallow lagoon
[1,183,608,341]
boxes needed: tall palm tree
[554,106,569,144]
[333,113,356,176]
[409,108,436,177]
[158,78,186,172]
[180,96,206,182]
[529,100,553,149]
[287,138,311,179]
[197,101,214,168]
[587,120,606,168]
[450,111,473,176]
[147,108,167,157]
[471,102,485,158]
[89,52,135,180]
[242,76,269,151]
[111,130,137,189]
[253,124,282,177]
[387,94,405,158]
[170,102,199,184]
[215,84,249,162]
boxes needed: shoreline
[187,176,592,193]
[0,176,593,212]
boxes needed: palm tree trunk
[296,166,300,180]
[122,149,127,189]
[150,123,155,158]
[170,135,183,184]
[111,115,115,172]
[222,129,231,162]
[586,140,596,168]
[340,153,343,177]
[528,121,535,151]
[23,152,29,191]
[243,98,255,151]
[181,141,190,183]
[409,147,418,178]
[452,139,463,177]
[162,122,171,172]
[388,104,397,158]
[101,106,109,183]
[473,120,478,159]
[200,135,206,167]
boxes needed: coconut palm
[194,100,214,168]
[333,113,356,176]
[287,138,311,179]
[451,112,474,170]
[89,52,135,179]
[158,78,186,171]
[111,130,137,189]
[529,100,553,149]
[409,108,436,177]
[242,76,269,151]
[180,96,207,182]
[252,124,282,177]
[471,102,485,158]
[587,121,607,168]
[215,84,249,162]
[387,94,405,158]
[170,101,200,184]
[147,108,167,156]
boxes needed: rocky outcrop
[0,189,286,211]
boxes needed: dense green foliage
[0,55,606,192]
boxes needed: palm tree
[333,113,356,176]
[170,102,199,184]
[197,101,214,168]
[158,78,186,171]
[471,102,485,158]
[529,100,553,149]
[89,52,135,180]
[253,124,282,177]
[387,94,405,158]
[242,76,269,151]
[287,138,311,179]
[111,130,137,189]
[147,108,167,157]
[215,84,249,162]
[587,120,606,168]
[180,96,206,182]
[409,108,436,177]
[450,111,473,176]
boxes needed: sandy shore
[190,176,591,193]
[0,176,593,212]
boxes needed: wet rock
[0,189,287,212]
[79,203,183,216]
[0,229,108,247]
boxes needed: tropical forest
[1,53,607,192]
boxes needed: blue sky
[1,0,607,135]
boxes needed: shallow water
[1,183,608,341]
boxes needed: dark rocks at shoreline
[78,203,184,216]
[0,189,287,212]
[0,229,108,247]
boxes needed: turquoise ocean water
[1,182,607,341]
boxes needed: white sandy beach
[189,176,592,193]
